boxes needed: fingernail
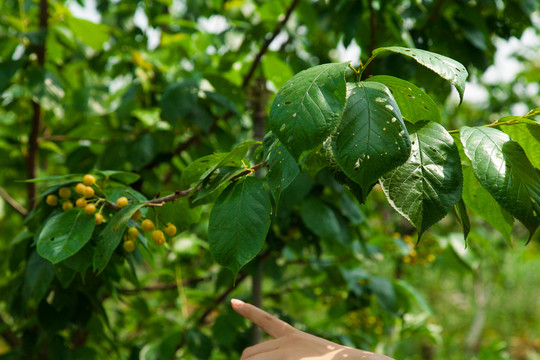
[231,298,244,307]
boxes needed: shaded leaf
[300,197,346,242]
[23,251,55,303]
[381,121,463,239]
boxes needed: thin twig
[241,0,301,89]
[0,187,28,216]
[144,0,300,173]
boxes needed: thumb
[231,299,297,338]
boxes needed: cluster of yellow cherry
[45,174,104,224]
[122,209,177,253]
[45,174,177,253]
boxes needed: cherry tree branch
[143,0,299,172]
[241,0,301,89]
[0,187,28,216]
[26,0,48,210]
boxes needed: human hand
[231,299,395,360]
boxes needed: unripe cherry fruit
[84,203,96,215]
[83,186,95,198]
[76,197,87,208]
[131,209,142,221]
[62,201,73,211]
[95,213,104,225]
[164,223,177,237]
[127,227,139,239]
[75,183,86,195]
[116,197,129,208]
[46,194,58,206]
[141,219,154,232]
[123,240,135,253]
[59,187,71,199]
[83,174,96,186]
[152,230,165,246]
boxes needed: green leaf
[266,142,300,203]
[331,82,411,196]
[67,16,109,50]
[371,47,468,103]
[366,75,441,123]
[501,123,540,169]
[181,153,240,188]
[380,121,463,239]
[194,166,246,202]
[208,177,271,277]
[0,60,21,92]
[96,170,140,185]
[158,198,203,234]
[461,163,514,243]
[460,126,540,239]
[269,62,349,158]
[93,204,145,273]
[161,81,198,126]
[262,52,294,89]
[28,68,65,110]
[195,140,260,188]
[300,197,341,238]
[23,251,55,303]
[37,210,96,264]
[453,198,470,242]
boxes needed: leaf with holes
[366,75,441,123]
[37,209,95,264]
[270,62,349,159]
[380,121,463,239]
[208,177,271,277]
[460,126,540,239]
[371,47,468,103]
[331,82,411,197]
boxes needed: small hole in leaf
[285,101,292,105]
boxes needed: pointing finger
[231,299,297,338]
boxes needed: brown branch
[27,0,48,210]
[144,0,300,173]
[198,272,249,326]
[241,0,301,89]
[145,186,198,205]
[0,187,28,216]
[426,0,447,25]
[0,314,19,348]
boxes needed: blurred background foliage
[0,0,539,359]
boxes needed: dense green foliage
[1,0,540,359]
